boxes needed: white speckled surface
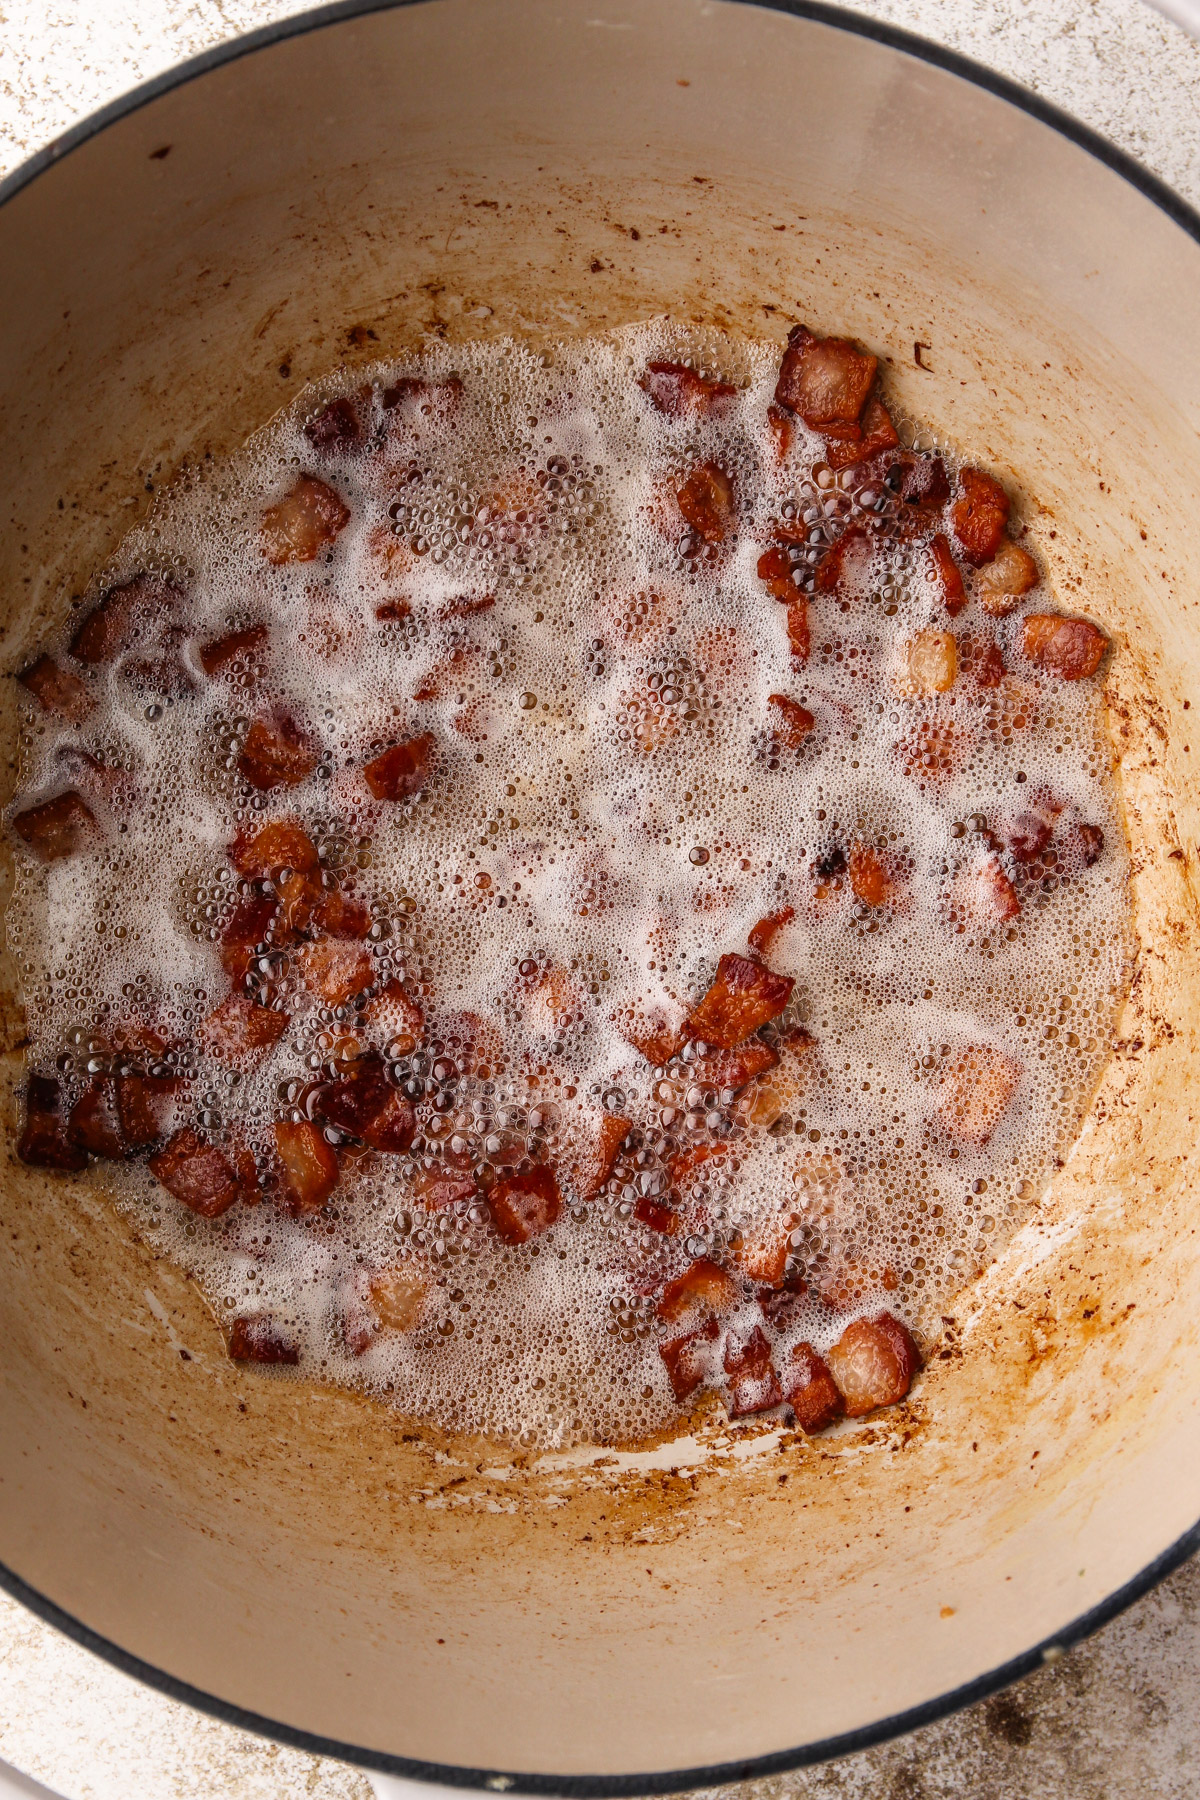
[1,3,1199,1796]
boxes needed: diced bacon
[955,857,1021,925]
[723,1325,783,1416]
[977,539,1040,613]
[362,979,425,1054]
[11,791,96,861]
[488,1164,562,1244]
[230,818,320,880]
[67,1077,129,1159]
[928,534,966,616]
[238,713,318,790]
[826,1312,921,1417]
[848,844,898,907]
[314,1052,415,1152]
[198,623,270,677]
[298,938,374,1005]
[785,1343,845,1433]
[18,655,93,722]
[565,1110,630,1200]
[274,1118,339,1213]
[1062,821,1105,870]
[730,1214,796,1287]
[774,324,877,429]
[363,733,436,801]
[685,952,794,1049]
[1022,614,1108,681]
[756,546,800,602]
[304,396,363,453]
[364,1264,429,1336]
[18,1075,86,1171]
[413,1167,479,1211]
[786,601,811,663]
[901,629,957,695]
[520,964,582,1034]
[734,1051,813,1130]
[69,574,181,665]
[960,631,1005,689]
[315,886,371,939]
[229,1134,263,1204]
[381,375,463,424]
[149,1126,241,1217]
[951,468,1010,567]
[200,995,288,1069]
[659,1317,720,1400]
[228,1314,299,1364]
[219,891,279,982]
[635,1195,679,1234]
[748,907,794,957]
[261,476,350,565]
[813,526,872,597]
[639,361,737,417]
[766,403,795,461]
[375,598,413,624]
[767,693,815,749]
[825,397,898,471]
[657,1257,739,1326]
[890,454,951,510]
[619,1009,684,1068]
[936,1044,1021,1145]
[677,462,735,545]
[1004,788,1062,862]
[669,1139,731,1189]
[688,1039,779,1092]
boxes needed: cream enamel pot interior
[2,1,1200,1789]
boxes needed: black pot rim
[2,0,1198,1790]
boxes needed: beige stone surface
[1,2,1199,1797]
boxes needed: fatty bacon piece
[676,462,736,545]
[199,996,289,1071]
[274,1118,339,1214]
[1022,614,1108,681]
[774,324,877,437]
[261,476,350,565]
[824,396,899,472]
[488,1164,563,1245]
[312,1052,416,1153]
[238,712,319,791]
[826,1312,921,1417]
[67,1074,161,1159]
[659,1317,720,1401]
[951,468,1010,568]
[747,907,795,958]
[149,1126,250,1218]
[767,693,815,750]
[228,1314,300,1364]
[977,539,1040,615]
[723,1326,783,1417]
[639,361,737,418]
[11,791,97,862]
[69,574,182,667]
[304,396,365,454]
[18,655,93,722]
[363,733,437,801]
[229,818,320,880]
[784,1343,844,1433]
[656,1258,739,1328]
[18,1075,87,1171]
[562,1110,630,1202]
[684,952,794,1049]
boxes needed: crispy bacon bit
[766,403,795,461]
[635,1194,679,1234]
[977,539,1040,614]
[689,1039,779,1092]
[929,534,966,617]
[567,1111,630,1200]
[262,476,350,565]
[200,996,288,1069]
[70,574,180,665]
[756,546,800,602]
[1005,789,1062,862]
[18,655,93,722]
[724,1327,784,1417]
[314,1053,415,1153]
[659,1318,719,1400]
[848,844,897,907]
[902,629,957,696]
[825,397,899,471]
[1022,614,1108,681]
[12,791,96,861]
[774,324,877,430]
[677,462,735,545]
[639,361,737,417]
[657,1257,739,1326]
[784,1343,844,1433]
[685,952,794,1049]
[748,908,795,958]
[304,397,362,453]
[768,693,815,749]
[198,623,270,676]
[892,455,950,510]
[730,1215,796,1287]
[18,1075,86,1171]
[813,526,871,597]
[937,1044,1021,1146]
[150,1126,241,1217]
[230,819,320,879]
[957,857,1021,925]
[488,1164,562,1244]
[315,886,371,940]
[414,1167,479,1211]
[274,1118,339,1213]
[219,891,278,982]
[960,631,1005,689]
[363,979,425,1054]
[363,733,436,801]
[826,1312,921,1416]
[620,1010,684,1068]
[786,601,811,663]
[68,1077,130,1159]
[238,714,318,790]
[951,468,1010,567]
[298,938,374,1005]
[228,1314,299,1364]
[375,598,413,624]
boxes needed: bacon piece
[977,539,1040,614]
[767,693,815,749]
[620,1009,684,1068]
[381,375,463,422]
[928,534,966,617]
[274,1118,339,1213]
[960,631,1005,689]
[730,1215,796,1287]
[364,1264,429,1336]
[298,939,374,1005]
[414,1167,479,1212]
[1004,789,1062,863]
[304,396,363,453]
[688,1039,779,1092]
[230,819,320,880]
[956,857,1021,925]
[363,979,425,1054]
[639,361,737,417]
[659,1317,719,1401]
[635,1195,679,1235]
[1022,614,1108,681]
[1063,821,1105,870]
[219,891,279,983]
[566,1111,629,1201]
[67,1077,129,1159]
[488,1164,562,1244]
[685,952,794,1049]
[375,598,413,624]
[825,397,899,471]
[200,996,288,1069]
[657,1257,739,1326]
[813,526,871,597]
[902,629,957,695]
[748,907,794,958]
[677,462,735,545]
[315,886,371,940]
[786,601,811,663]
[827,1312,921,1417]
[951,468,1010,567]
[18,1075,87,1170]
[150,1127,241,1217]
[723,1326,783,1417]
[756,546,800,602]
[18,654,93,722]
[314,1053,415,1152]
[766,403,795,461]
[848,844,898,908]
[70,574,180,665]
[238,713,318,790]
[197,623,269,679]
[774,324,876,430]
[784,1343,844,1432]
[228,1314,300,1364]
[937,1044,1021,1146]
[669,1139,731,1189]
[887,454,950,511]
[261,476,350,565]
[11,791,96,861]
[363,733,436,801]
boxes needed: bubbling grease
[7,321,1131,1447]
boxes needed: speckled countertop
[2,2,1200,1796]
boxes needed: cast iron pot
[1,1,1199,1790]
